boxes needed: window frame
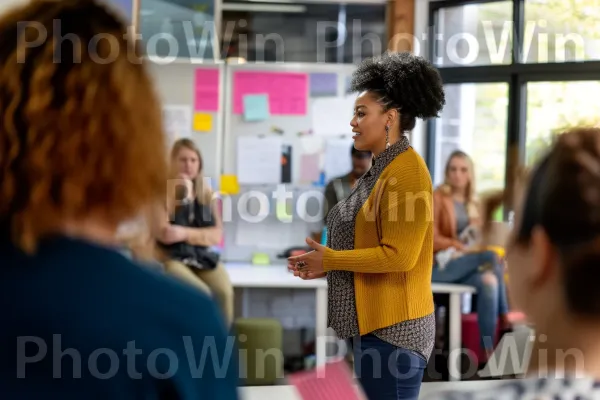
[426,0,600,217]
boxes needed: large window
[434,83,508,192]
[526,81,600,165]
[428,0,600,216]
[433,1,513,66]
[524,0,600,63]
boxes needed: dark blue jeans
[352,334,426,400]
[431,250,508,351]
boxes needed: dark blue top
[0,235,239,399]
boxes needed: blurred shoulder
[127,260,220,321]
[67,240,221,326]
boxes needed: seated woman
[424,127,600,398]
[155,139,234,327]
[432,150,509,359]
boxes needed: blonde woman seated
[432,150,509,359]
[155,139,234,327]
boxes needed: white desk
[225,263,475,381]
[225,262,329,365]
[428,282,476,381]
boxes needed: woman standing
[432,151,509,359]
[157,138,234,327]
[288,52,445,400]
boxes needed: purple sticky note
[310,73,338,97]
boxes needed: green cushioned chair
[233,318,283,386]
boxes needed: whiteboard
[223,63,358,182]
[222,62,358,262]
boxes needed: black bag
[160,200,220,270]
[194,247,220,270]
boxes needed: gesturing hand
[287,237,328,279]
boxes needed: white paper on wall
[311,96,356,136]
[163,105,192,145]
[236,136,282,184]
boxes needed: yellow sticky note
[220,175,240,195]
[193,113,212,132]
[252,252,270,265]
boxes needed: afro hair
[350,52,445,120]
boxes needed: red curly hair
[0,0,168,252]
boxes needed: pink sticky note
[194,68,220,111]
[233,71,307,115]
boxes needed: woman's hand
[453,240,466,252]
[287,237,327,277]
[161,225,188,244]
[289,269,327,280]
[451,251,464,259]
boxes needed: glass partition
[140,0,218,60]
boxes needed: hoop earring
[385,125,390,148]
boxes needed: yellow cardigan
[323,148,435,335]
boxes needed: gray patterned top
[325,136,435,361]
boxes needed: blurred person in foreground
[0,0,238,398]
[424,127,600,399]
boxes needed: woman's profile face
[175,147,200,179]
[446,156,470,191]
[350,91,388,152]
